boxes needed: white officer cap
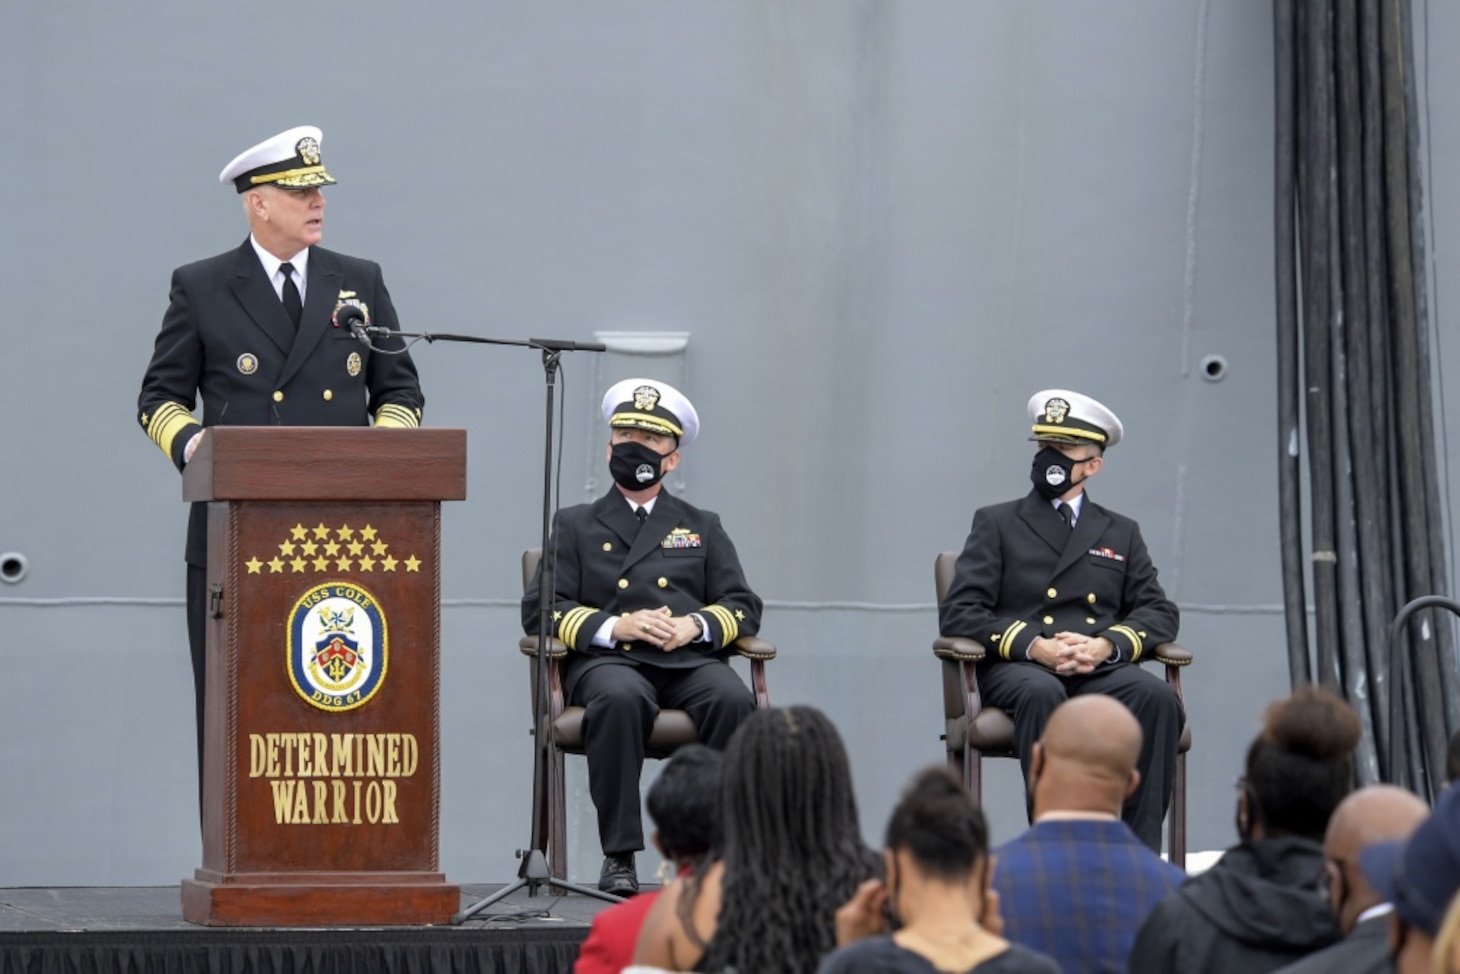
[601,378,699,449]
[1028,389,1124,449]
[219,125,337,194]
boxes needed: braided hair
[695,706,880,974]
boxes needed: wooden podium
[179,427,465,926]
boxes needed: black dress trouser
[978,660,1185,850]
[186,563,207,822]
[569,660,754,855]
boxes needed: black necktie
[635,506,649,528]
[1058,502,1075,529]
[279,262,303,330]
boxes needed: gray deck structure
[2,2,1457,890]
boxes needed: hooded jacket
[1127,837,1342,974]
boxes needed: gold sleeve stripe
[146,402,197,457]
[1110,625,1144,661]
[557,606,594,648]
[703,605,739,645]
[701,606,728,641]
[374,404,419,428]
[999,621,1027,660]
[557,606,596,648]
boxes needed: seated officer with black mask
[938,390,1183,849]
[523,378,761,895]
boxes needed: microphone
[334,304,370,344]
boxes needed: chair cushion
[954,709,1193,755]
[968,708,1017,754]
[552,706,701,758]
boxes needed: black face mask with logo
[1030,445,1085,500]
[610,440,670,491]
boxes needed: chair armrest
[731,635,777,661]
[933,635,987,662]
[1151,642,1192,666]
[519,635,570,659]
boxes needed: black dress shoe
[599,853,639,895]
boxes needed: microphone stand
[377,329,623,920]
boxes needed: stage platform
[0,884,614,973]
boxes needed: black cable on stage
[1273,0,1311,691]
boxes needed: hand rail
[1386,595,1460,801]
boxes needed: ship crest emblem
[287,583,388,712]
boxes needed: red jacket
[574,890,662,974]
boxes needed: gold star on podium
[337,524,355,541]
[323,541,341,556]
[312,523,331,540]
[358,556,376,571]
[405,555,422,572]
[245,557,263,574]
[336,558,354,572]
[360,525,378,541]
[291,524,309,541]
[347,541,365,556]
[278,541,297,557]
[301,541,319,556]
[382,556,399,572]
[291,558,306,573]
[268,557,285,573]
[312,556,330,572]
[371,541,389,556]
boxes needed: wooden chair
[932,550,1194,867]
[518,548,775,879]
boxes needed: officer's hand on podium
[183,430,204,464]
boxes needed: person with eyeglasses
[1355,782,1460,974]
[1272,785,1430,974]
[1128,685,1359,974]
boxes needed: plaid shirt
[994,818,1186,974]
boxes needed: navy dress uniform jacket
[138,239,424,565]
[522,488,762,697]
[939,489,1178,664]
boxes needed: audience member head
[698,705,879,974]
[1322,785,1429,933]
[1237,685,1360,843]
[1447,729,1460,784]
[1029,695,1142,819]
[646,744,722,874]
[1360,784,1460,974]
[883,766,992,921]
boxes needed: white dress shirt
[250,236,310,304]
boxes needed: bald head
[1033,696,1144,817]
[1324,785,1429,932]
